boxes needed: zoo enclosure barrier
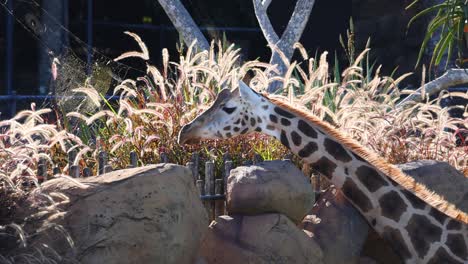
[36,150,323,222]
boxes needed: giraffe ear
[238,81,261,103]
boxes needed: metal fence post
[224,160,233,215]
[37,158,47,183]
[186,162,197,183]
[68,149,77,175]
[104,164,113,173]
[53,166,61,176]
[160,152,169,163]
[129,151,138,168]
[83,167,92,177]
[205,160,215,220]
[98,151,107,175]
[215,179,224,218]
[191,152,200,179]
[70,165,80,178]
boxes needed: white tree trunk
[157,0,315,93]
[156,0,209,51]
[254,0,315,93]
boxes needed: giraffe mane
[268,96,468,224]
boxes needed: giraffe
[178,82,468,264]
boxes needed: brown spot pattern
[400,189,426,210]
[298,142,318,158]
[324,138,352,162]
[274,107,295,118]
[429,208,446,224]
[250,117,256,126]
[447,219,462,230]
[379,191,407,222]
[446,234,467,260]
[298,120,318,138]
[355,165,389,192]
[428,247,464,264]
[406,214,443,258]
[311,157,337,179]
[291,131,301,146]
[351,152,366,162]
[270,114,278,123]
[342,178,373,212]
[280,130,290,149]
[382,227,412,260]
[280,118,291,126]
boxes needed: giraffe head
[178,82,268,144]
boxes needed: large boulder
[397,160,468,211]
[200,214,323,264]
[227,160,314,224]
[29,164,208,264]
[301,186,369,264]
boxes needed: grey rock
[227,160,315,224]
[397,160,468,211]
[200,214,323,264]
[301,186,369,264]
[31,164,208,264]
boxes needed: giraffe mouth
[178,125,201,145]
[180,137,201,145]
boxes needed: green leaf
[407,3,446,29]
[433,30,453,65]
[414,14,452,67]
[406,0,421,10]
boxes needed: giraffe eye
[222,107,237,114]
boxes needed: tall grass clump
[267,43,467,173]
[0,103,84,263]
[65,31,466,175]
[64,35,291,175]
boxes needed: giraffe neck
[253,98,467,263]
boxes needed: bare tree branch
[157,0,314,94]
[253,0,279,45]
[253,0,315,93]
[157,0,210,51]
[156,0,255,93]
[396,68,468,109]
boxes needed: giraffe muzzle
[178,124,200,145]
